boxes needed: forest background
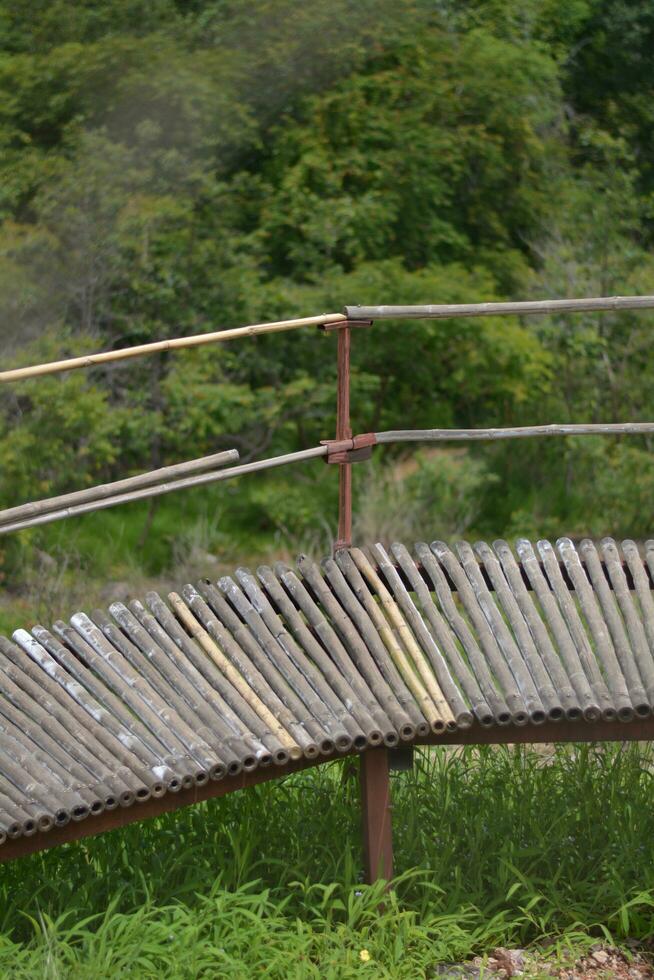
[1,0,653,628]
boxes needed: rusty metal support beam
[336,322,352,551]
[360,748,394,883]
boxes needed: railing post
[335,323,352,551]
[360,747,394,884]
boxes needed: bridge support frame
[360,747,394,883]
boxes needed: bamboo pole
[375,423,654,443]
[0,449,239,528]
[345,295,654,321]
[0,314,347,383]
[0,446,327,535]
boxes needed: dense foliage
[1,0,654,596]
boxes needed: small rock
[591,950,610,966]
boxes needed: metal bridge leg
[360,747,394,883]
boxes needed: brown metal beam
[360,748,394,883]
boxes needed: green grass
[2,744,654,976]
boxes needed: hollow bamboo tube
[515,540,609,721]
[194,582,321,756]
[452,541,547,724]
[284,559,412,742]
[0,702,106,816]
[255,565,383,748]
[108,604,257,773]
[341,548,455,733]
[420,543,527,724]
[168,592,300,758]
[67,614,223,782]
[0,785,53,835]
[0,793,45,838]
[578,539,650,716]
[345,295,654,321]
[491,540,586,721]
[623,541,654,662]
[368,544,474,728]
[144,592,290,765]
[0,683,117,810]
[93,607,241,775]
[534,539,618,718]
[0,723,88,822]
[216,576,341,753]
[128,600,270,769]
[375,423,654,444]
[600,539,654,708]
[316,556,428,736]
[0,636,158,799]
[272,563,398,746]
[473,541,565,721]
[0,742,71,827]
[0,313,347,383]
[21,627,183,790]
[235,568,360,750]
[390,543,498,726]
[554,539,635,720]
[0,648,135,805]
[0,447,328,535]
[0,450,239,528]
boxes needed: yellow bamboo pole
[168,593,301,759]
[0,313,347,383]
[351,548,455,729]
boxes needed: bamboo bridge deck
[3,535,654,864]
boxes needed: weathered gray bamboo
[0,313,347,383]
[0,447,328,535]
[144,592,292,765]
[341,548,456,732]
[186,584,317,757]
[514,540,607,720]
[600,539,654,708]
[107,603,261,771]
[19,627,183,790]
[375,423,654,444]
[169,590,305,758]
[473,542,565,721]
[286,558,414,741]
[345,295,654,320]
[235,568,365,749]
[0,449,239,529]
[316,556,428,736]
[623,541,654,668]
[4,538,654,854]
[491,540,584,720]
[272,563,400,745]
[578,540,651,715]
[0,648,137,807]
[255,565,385,748]
[554,539,636,720]
[389,543,497,726]
[420,543,528,724]
[1,635,164,798]
[216,576,345,752]
[364,545,473,728]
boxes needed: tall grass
[1,744,654,976]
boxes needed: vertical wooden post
[360,748,394,883]
[335,323,352,551]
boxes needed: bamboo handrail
[0,446,327,535]
[0,449,239,528]
[0,313,347,383]
[345,295,654,320]
[375,423,654,443]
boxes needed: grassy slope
[1,745,654,977]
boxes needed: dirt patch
[435,945,654,979]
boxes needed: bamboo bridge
[2,295,654,881]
